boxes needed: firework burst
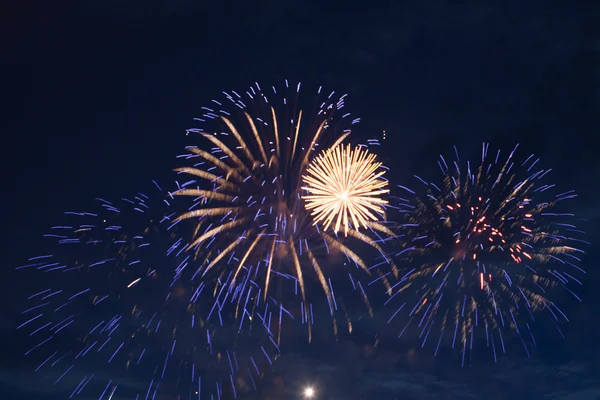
[17,181,277,399]
[173,81,397,343]
[302,143,390,237]
[387,143,587,364]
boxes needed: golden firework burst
[302,143,389,236]
[171,83,398,344]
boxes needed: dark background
[2,1,599,399]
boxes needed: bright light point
[303,386,315,398]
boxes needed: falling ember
[388,142,588,364]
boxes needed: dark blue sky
[3,1,600,399]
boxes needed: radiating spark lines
[173,81,397,344]
[387,143,588,364]
[302,143,389,236]
[17,182,277,399]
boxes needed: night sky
[3,1,600,399]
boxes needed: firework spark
[387,143,587,364]
[17,182,277,399]
[302,143,389,236]
[173,81,397,343]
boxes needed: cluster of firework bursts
[16,81,587,399]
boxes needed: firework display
[17,181,277,399]
[16,78,590,400]
[302,143,390,236]
[173,81,396,343]
[386,143,588,364]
